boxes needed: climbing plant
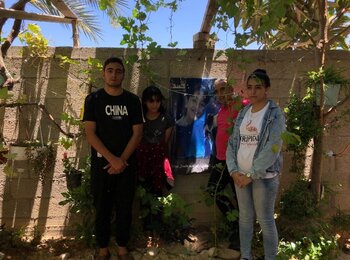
[18,24,49,58]
[114,0,182,82]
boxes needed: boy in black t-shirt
[83,57,143,260]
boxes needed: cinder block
[2,199,34,218]
[9,178,39,199]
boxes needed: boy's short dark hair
[103,57,125,72]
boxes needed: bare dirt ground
[0,227,241,260]
[2,238,350,260]
[1,226,349,260]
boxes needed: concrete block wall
[0,47,349,237]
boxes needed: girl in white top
[226,69,285,260]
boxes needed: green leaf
[98,0,107,11]
[59,137,74,150]
[137,11,147,21]
[176,50,187,56]
[167,41,178,48]
[4,165,17,177]
[4,152,17,160]
[281,131,301,146]
[0,88,12,100]
[27,24,41,34]
[227,209,239,222]
[272,144,280,153]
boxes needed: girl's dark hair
[247,69,271,87]
[141,85,166,114]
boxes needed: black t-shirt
[83,88,143,161]
[142,113,174,144]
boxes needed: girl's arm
[226,114,241,175]
[251,111,285,178]
[164,126,173,145]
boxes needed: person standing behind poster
[83,57,143,260]
[226,69,285,260]
[207,78,249,250]
[137,85,175,196]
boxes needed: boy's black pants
[91,158,136,248]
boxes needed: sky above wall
[4,1,349,50]
[3,0,252,49]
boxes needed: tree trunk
[310,128,323,198]
[1,19,22,57]
[0,0,29,88]
[310,0,329,201]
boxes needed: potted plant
[8,140,43,161]
[62,152,82,190]
[27,141,56,183]
[305,66,350,106]
[3,140,55,179]
[9,140,56,181]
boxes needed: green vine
[116,0,181,83]
[18,24,49,58]
[284,90,321,174]
[26,141,56,184]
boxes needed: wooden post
[72,19,79,48]
[193,0,217,49]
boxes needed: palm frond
[64,0,102,42]
[31,0,61,16]
[30,0,129,42]
[82,0,129,16]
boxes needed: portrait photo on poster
[169,78,218,174]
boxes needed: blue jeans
[235,175,279,260]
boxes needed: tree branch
[329,6,350,26]
[0,49,20,89]
[1,0,30,29]
[324,95,350,120]
[1,0,30,57]
[1,18,22,57]
[288,4,317,47]
[328,25,350,47]
[0,102,82,138]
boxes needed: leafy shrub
[59,157,95,247]
[137,186,193,241]
[278,236,338,260]
[279,179,320,219]
[284,92,321,174]
[331,210,350,231]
